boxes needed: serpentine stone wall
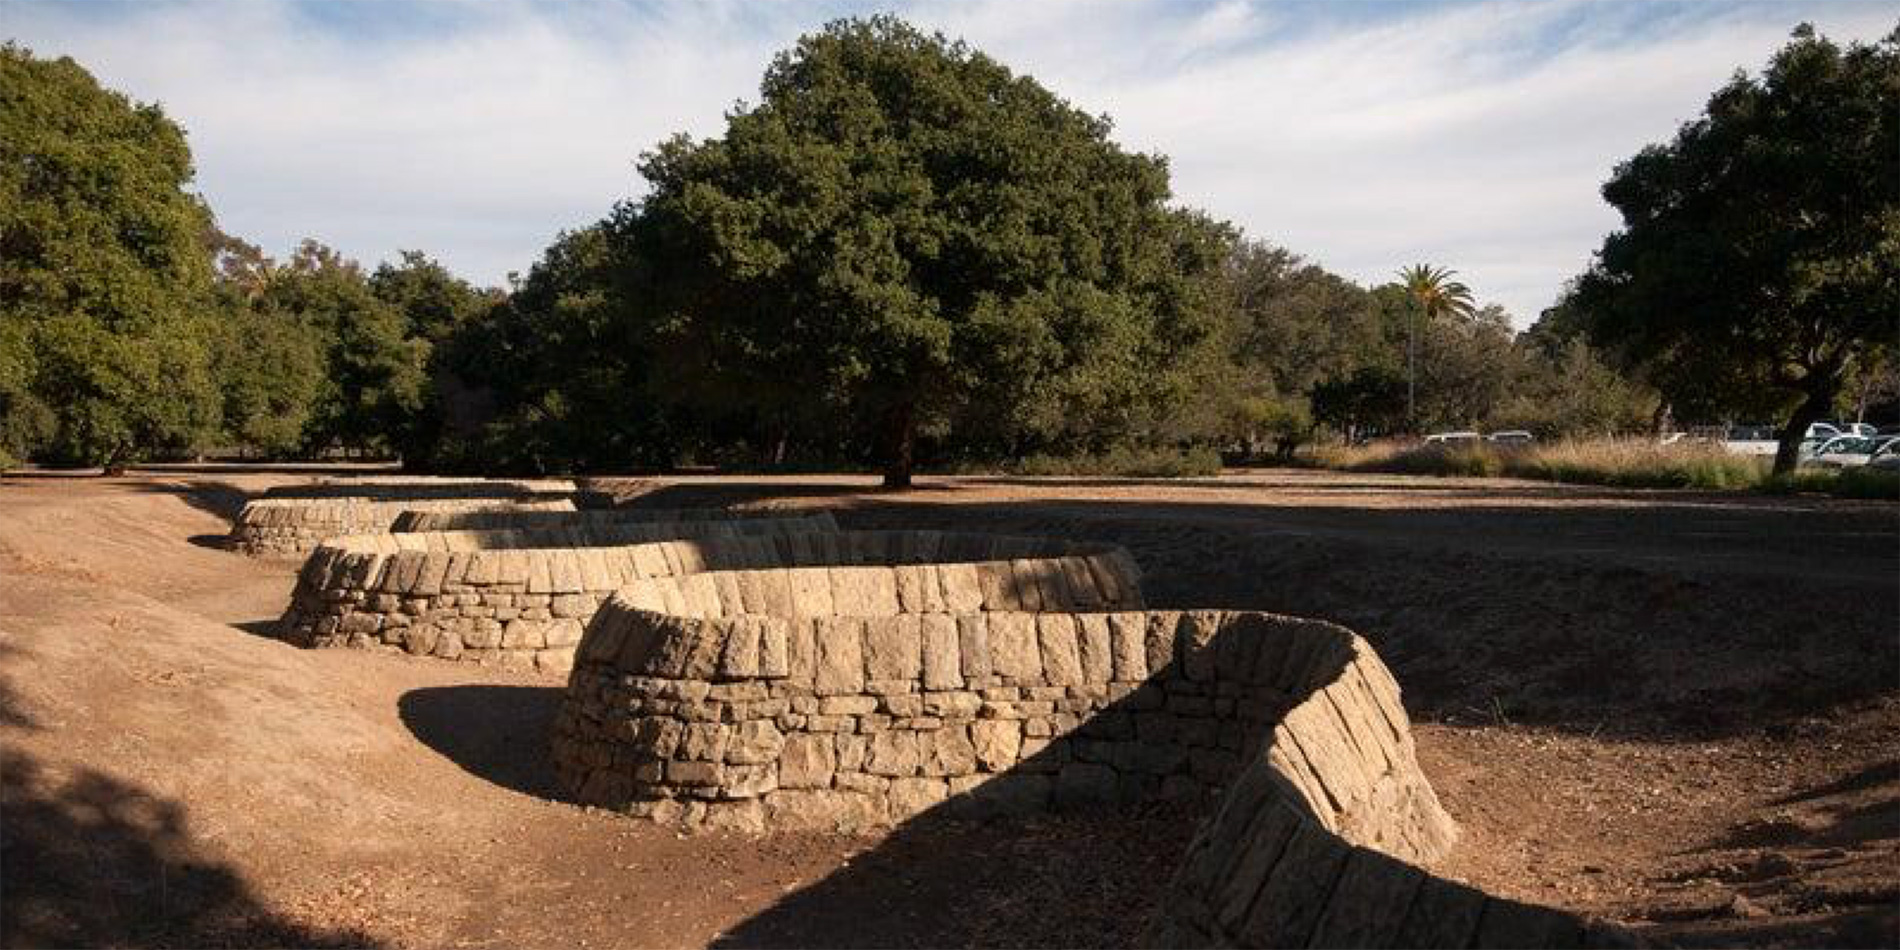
[553,558,1633,947]
[555,599,1450,851]
[231,496,580,557]
[278,529,1134,674]
[1144,757,1635,947]
[391,507,837,534]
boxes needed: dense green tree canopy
[0,43,223,465]
[627,16,1230,484]
[257,241,427,456]
[1568,25,1899,472]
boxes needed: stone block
[829,567,899,616]
[863,615,922,682]
[920,614,963,690]
[778,734,836,789]
[956,614,992,680]
[921,726,977,777]
[1037,614,1085,686]
[970,719,1022,771]
[726,720,784,765]
[987,613,1043,681]
[865,732,923,777]
[812,618,865,696]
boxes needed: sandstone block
[726,720,784,765]
[865,732,923,777]
[1037,614,1085,686]
[778,734,836,789]
[919,614,963,690]
[863,615,922,682]
[812,619,865,695]
[987,613,1042,681]
[970,719,1022,772]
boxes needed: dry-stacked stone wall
[390,507,837,534]
[553,555,1633,947]
[231,496,580,557]
[556,595,1448,849]
[277,529,1132,675]
[258,477,580,500]
[1144,755,1636,947]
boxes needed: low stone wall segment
[390,507,839,533]
[555,601,1448,850]
[276,529,1137,675]
[552,555,1634,948]
[231,496,581,557]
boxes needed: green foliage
[627,16,1229,484]
[1311,366,1407,437]
[257,241,427,457]
[1567,25,1900,472]
[0,43,224,465]
[1496,336,1658,438]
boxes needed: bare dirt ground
[1,467,1894,948]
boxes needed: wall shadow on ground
[122,478,255,522]
[398,684,570,802]
[715,802,1203,948]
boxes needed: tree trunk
[880,402,915,489]
[1773,386,1837,475]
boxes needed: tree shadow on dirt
[0,645,375,948]
[398,685,570,802]
[0,746,380,948]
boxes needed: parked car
[1486,430,1534,445]
[1869,438,1900,471]
[1423,431,1481,445]
[1807,422,1844,440]
[1842,423,1879,438]
[1802,435,1882,468]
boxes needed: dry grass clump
[968,445,1224,478]
[1310,438,1898,498]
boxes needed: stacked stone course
[557,591,1451,856]
[277,528,1133,675]
[231,496,581,557]
[390,506,835,533]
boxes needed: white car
[1486,430,1534,445]
[1868,438,1900,471]
[1802,435,1882,468]
[1423,431,1481,445]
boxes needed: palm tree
[1397,264,1477,429]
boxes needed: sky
[5,0,1894,325]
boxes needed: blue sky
[5,0,1893,324]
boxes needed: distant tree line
[3,20,1891,480]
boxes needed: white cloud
[6,0,1892,321]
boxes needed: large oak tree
[1568,25,1899,473]
[627,16,1229,486]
